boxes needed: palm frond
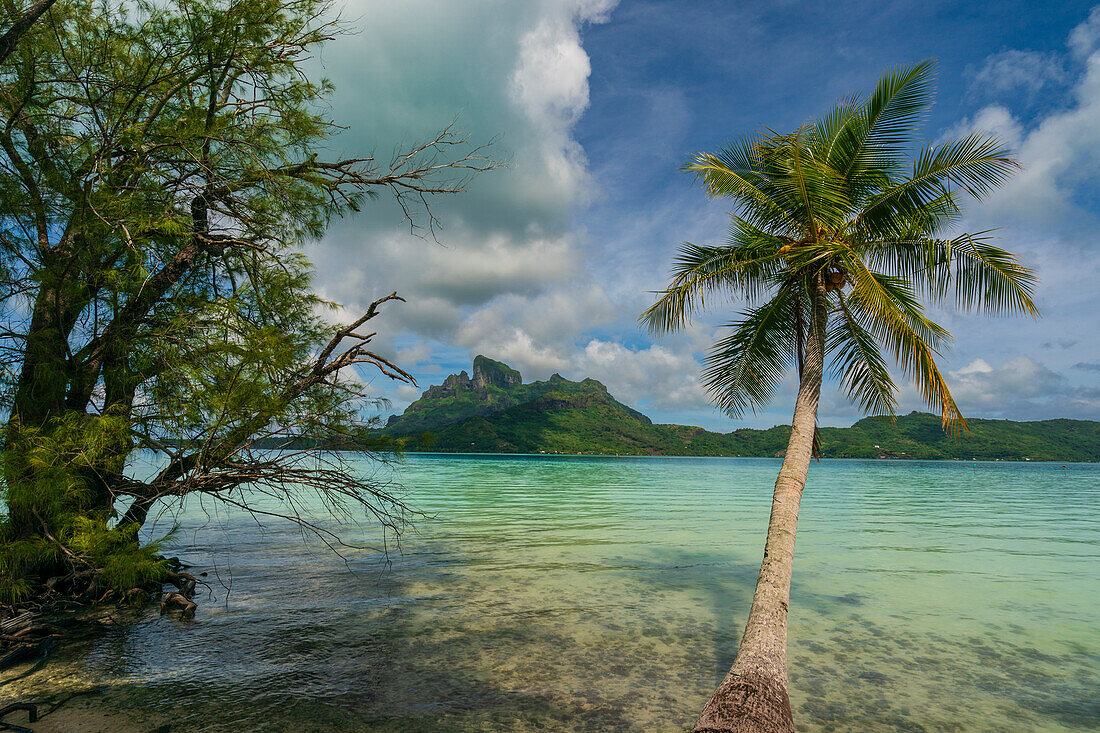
[859,59,937,152]
[761,129,851,232]
[822,60,936,183]
[684,136,805,236]
[852,187,962,244]
[861,231,1039,317]
[828,294,898,417]
[857,132,1018,232]
[843,262,965,432]
[948,233,1039,316]
[843,259,950,349]
[640,233,783,333]
[814,95,862,166]
[702,286,800,416]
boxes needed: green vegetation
[387,359,1095,461]
[0,0,493,607]
[386,354,649,435]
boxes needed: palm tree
[642,61,1038,733]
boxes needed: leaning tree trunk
[694,282,827,733]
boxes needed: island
[382,356,1100,462]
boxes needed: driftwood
[0,701,38,733]
[158,567,209,620]
[159,592,196,620]
[0,614,33,635]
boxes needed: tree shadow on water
[1,546,648,732]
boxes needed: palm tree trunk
[694,281,827,733]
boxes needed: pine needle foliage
[0,0,496,603]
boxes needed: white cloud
[575,339,711,412]
[969,49,1065,97]
[960,47,1100,234]
[512,12,593,127]
[468,329,572,377]
[944,356,1100,419]
[395,343,431,369]
[449,285,616,379]
[456,288,615,351]
[320,228,580,314]
[298,0,623,394]
[396,384,423,402]
[1069,5,1100,58]
[942,104,1025,150]
[949,356,1066,407]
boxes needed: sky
[305,0,1100,430]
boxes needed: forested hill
[383,358,1100,461]
[384,355,650,435]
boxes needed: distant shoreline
[399,451,1096,464]
[381,358,1099,462]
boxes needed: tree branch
[0,0,58,66]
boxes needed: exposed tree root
[0,556,211,701]
[158,566,208,621]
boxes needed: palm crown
[642,61,1038,431]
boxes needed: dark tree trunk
[10,284,84,427]
[5,262,114,538]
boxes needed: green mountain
[385,358,1100,461]
[385,355,649,434]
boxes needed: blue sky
[309,0,1100,430]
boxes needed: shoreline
[399,451,1096,464]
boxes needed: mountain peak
[385,356,650,435]
[472,355,521,389]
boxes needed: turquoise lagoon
[10,456,1100,731]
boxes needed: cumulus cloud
[944,357,1100,419]
[454,286,617,369]
[395,384,423,403]
[506,1,617,211]
[968,49,1066,98]
[1069,5,1100,58]
[298,0,622,385]
[941,104,1025,149]
[394,343,432,369]
[950,357,1065,405]
[957,46,1100,234]
[575,339,711,412]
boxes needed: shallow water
[7,456,1100,731]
